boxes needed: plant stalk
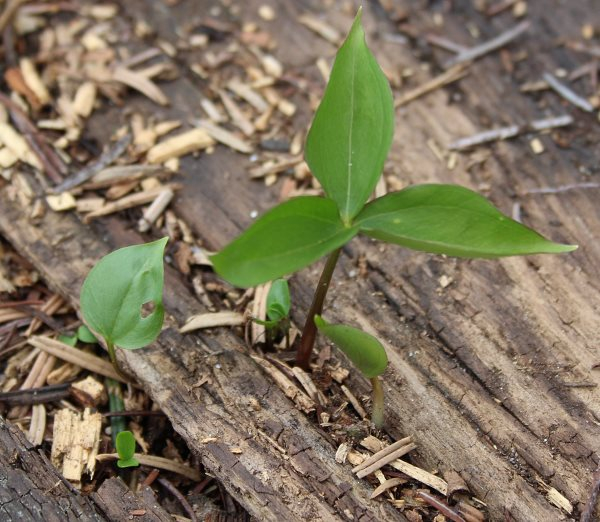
[296,248,341,369]
[370,376,385,428]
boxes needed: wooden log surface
[1,1,599,521]
[0,417,105,521]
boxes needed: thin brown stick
[0,382,70,405]
[542,73,594,112]
[445,21,530,68]
[157,477,198,522]
[395,64,469,107]
[416,491,467,522]
[355,442,417,479]
[448,114,573,150]
[53,134,132,193]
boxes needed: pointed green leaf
[305,8,394,223]
[315,315,388,378]
[77,324,98,344]
[211,197,358,288]
[357,184,577,257]
[116,431,139,468]
[266,279,290,322]
[80,237,168,350]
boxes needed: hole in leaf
[140,301,156,318]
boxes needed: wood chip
[0,121,42,169]
[298,14,340,44]
[27,403,46,445]
[340,384,367,419]
[219,90,254,136]
[395,64,469,107]
[46,192,76,212]
[355,441,417,479]
[71,376,107,407]
[73,82,97,118]
[112,66,169,106]
[194,119,253,154]
[138,187,174,232]
[360,437,448,495]
[251,282,271,344]
[251,355,315,413]
[83,184,179,222]
[19,58,50,106]
[179,311,245,333]
[51,408,102,487]
[147,129,215,163]
[228,78,269,112]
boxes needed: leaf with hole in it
[305,8,394,224]
[77,324,98,344]
[116,430,139,469]
[357,184,577,257]
[314,315,388,378]
[266,279,290,322]
[211,197,358,288]
[80,237,168,350]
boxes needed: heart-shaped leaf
[80,237,168,350]
[211,197,358,288]
[357,184,577,257]
[314,315,388,378]
[116,430,139,468]
[266,279,291,322]
[305,8,394,224]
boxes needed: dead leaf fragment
[180,311,245,333]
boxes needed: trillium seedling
[211,10,576,426]
[80,237,168,374]
[253,278,291,348]
[115,430,139,469]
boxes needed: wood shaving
[179,311,245,333]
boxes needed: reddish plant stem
[296,248,341,370]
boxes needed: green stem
[296,248,342,370]
[106,340,130,382]
[106,378,126,447]
[370,376,385,429]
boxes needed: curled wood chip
[112,66,169,106]
[146,129,215,163]
[370,478,405,500]
[179,311,245,333]
[20,58,51,105]
[444,470,470,497]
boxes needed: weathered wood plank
[0,417,106,521]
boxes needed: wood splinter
[138,187,174,232]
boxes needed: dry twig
[542,73,594,112]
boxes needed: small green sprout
[253,279,291,348]
[80,237,168,373]
[315,315,387,427]
[210,9,576,426]
[115,430,139,469]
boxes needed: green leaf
[116,431,139,468]
[58,334,77,347]
[314,315,388,378]
[80,237,168,350]
[211,197,358,288]
[77,324,98,344]
[266,279,290,322]
[305,8,394,224]
[357,184,577,257]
